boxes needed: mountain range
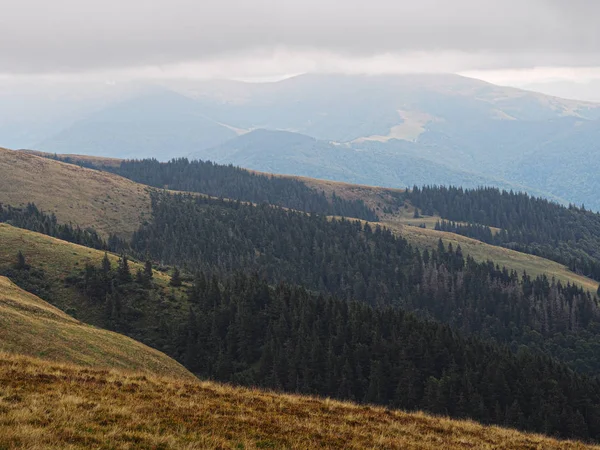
[5,73,600,209]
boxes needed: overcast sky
[2,0,600,96]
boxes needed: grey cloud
[2,0,600,73]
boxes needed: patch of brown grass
[20,150,124,168]
[0,276,194,380]
[0,353,596,449]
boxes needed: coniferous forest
[407,186,600,281]
[128,193,600,374]
[0,203,106,250]
[8,247,600,442]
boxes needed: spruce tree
[144,260,153,279]
[117,254,132,283]
[170,267,182,287]
[135,268,144,284]
[15,250,27,270]
[102,252,111,276]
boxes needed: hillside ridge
[0,147,151,238]
[0,275,194,379]
[6,148,598,294]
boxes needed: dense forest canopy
[127,193,600,374]
[407,186,600,281]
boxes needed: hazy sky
[2,0,600,96]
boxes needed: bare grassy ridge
[0,147,151,238]
[20,149,124,168]
[0,353,597,450]
[0,276,193,380]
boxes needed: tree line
[0,203,106,250]
[48,155,379,221]
[407,186,600,281]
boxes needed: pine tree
[15,250,27,270]
[170,267,182,287]
[102,252,111,276]
[135,268,144,284]
[144,260,153,279]
[117,254,132,283]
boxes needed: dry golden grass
[300,175,406,212]
[0,277,193,380]
[20,150,124,168]
[0,353,596,450]
[0,147,151,238]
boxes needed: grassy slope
[385,221,600,293]
[0,277,193,380]
[0,354,596,450]
[20,149,124,168]
[0,147,151,238]
[0,223,189,325]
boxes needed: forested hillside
[6,223,600,442]
[179,272,600,441]
[4,156,600,444]
[407,186,600,281]
[127,193,600,374]
[49,155,379,221]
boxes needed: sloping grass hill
[0,147,151,238]
[0,353,596,450]
[0,276,193,380]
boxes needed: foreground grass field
[0,353,596,450]
[0,277,193,379]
